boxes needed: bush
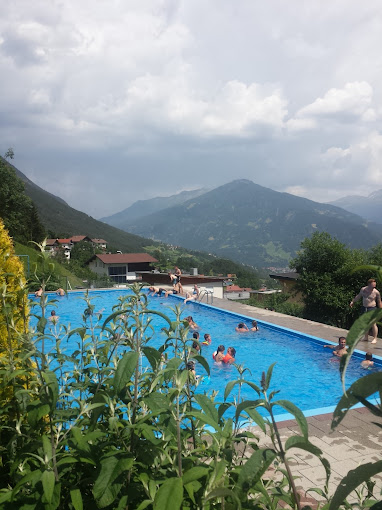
[0,282,381,508]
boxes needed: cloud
[0,1,382,217]
[288,82,377,129]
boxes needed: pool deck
[205,297,382,506]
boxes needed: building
[269,271,302,302]
[86,253,158,283]
[92,238,107,250]
[224,285,252,300]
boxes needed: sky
[1,1,382,218]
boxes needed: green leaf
[329,461,382,510]
[153,477,183,510]
[143,393,171,413]
[37,316,47,334]
[205,488,242,508]
[68,327,87,340]
[265,362,276,391]
[70,489,83,510]
[186,411,220,431]
[42,370,59,409]
[245,408,266,433]
[237,448,277,491]
[142,346,162,371]
[41,470,55,504]
[27,401,50,427]
[93,455,134,508]
[113,351,139,395]
[42,434,53,462]
[273,400,308,439]
[182,467,209,485]
[192,354,210,376]
[341,308,382,387]
[145,309,172,328]
[235,399,266,420]
[285,436,331,487]
[194,394,218,423]
[332,372,382,429]
[224,379,240,401]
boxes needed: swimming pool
[31,288,381,419]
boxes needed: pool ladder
[198,287,214,304]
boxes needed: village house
[86,253,158,283]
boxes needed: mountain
[100,188,208,228]
[0,156,156,253]
[329,190,382,224]
[110,179,382,267]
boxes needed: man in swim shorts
[350,278,381,343]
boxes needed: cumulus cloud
[0,1,382,216]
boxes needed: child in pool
[212,344,225,362]
[250,320,259,331]
[222,347,236,364]
[202,333,211,345]
[236,323,249,333]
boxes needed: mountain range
[100,188,207,229]
[329,190,382,224]
[101,180,382,267]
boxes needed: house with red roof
[86,253,158,283]
[224,284,253,300]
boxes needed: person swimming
[250,320,259,331]
[236,323,249,333]
[213,344,225,362]
[202,333,211,345]
[185,315,199,330]
[361,351,374,369]
[222,347,236,364]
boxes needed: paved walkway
[205,297,382,506]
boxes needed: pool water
[31,289,380,418]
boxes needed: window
[108,265,127,283]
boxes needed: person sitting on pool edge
[250,320,259,331]
[184,284,200,304]
[212,344,225,362]
[361,351,374,369]
[223,347,236,364]
[236,322,249,333]
[323,337,347,357]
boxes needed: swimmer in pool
[236,322,249,333]
[48,310,59,324]
[361,351,374,369]
[192,340,200,353]
[213,344,225,362]
[250,320,259,331]
[185,315,199,330]
[202,333,211,345]
[324,337,348,357]
[222,347,236,364]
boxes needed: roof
[57,238,71,244]
[225,285,252,292]
[92,238,107,244]
[45,239,59,246]
[91,253,158,264]
[70,235,89,243]
[269,272,300,280]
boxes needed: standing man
[350,278,381,344]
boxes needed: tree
[0,159,45,244]
[4,147,14,160]
[290,232,369,328]
[70,240,96,266]
[0,219,28,355]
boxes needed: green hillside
[117,179,382,267]
[0,156,157,252]
[14,242,83,289]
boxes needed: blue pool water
[31,289,381,419]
